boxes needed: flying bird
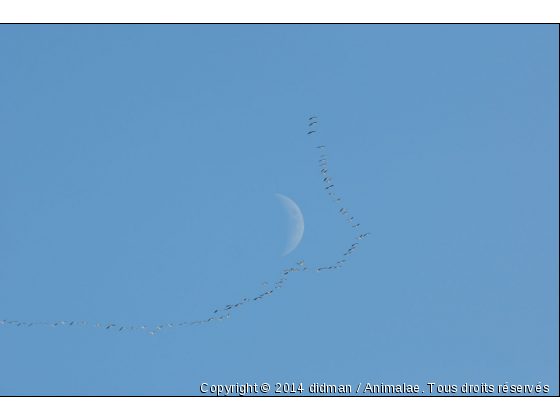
[296,260,304,266]
[326,185,334,189]
[340,208,346,212]
[106,324,115,329]
[309,116,317,120]
[352,224,360,228]
[348,217,354,221]
[309,122,317,126]
[317,145,325,149]
[308,131,316,135]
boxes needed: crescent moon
[275,193,304,257]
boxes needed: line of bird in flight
[2,116,371,336]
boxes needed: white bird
[106,324,115,329]
[140,326,146,329]
[326,185,334,189]
[342,211,347,215]
[167,324,172,327]
[328,193,334,196]
[218,317,223,321]
[348,217,354,221]
[51,323,58,327]
[262,282,268,285]
[296,260,304,266]
[352,224,360,228]
[28,323,36,327]
[317,145,325,149]
[0,320,6,324]
[319,159,326,162]
[334,198,340,202]
[309,116,317,120]
[309,121,317,126]
[179,322,186,326]
[94,323,101,327]
[149,331,155,335]
[324,177,331,183]
[308,131,316,135]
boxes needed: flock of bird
[2,116,370,336]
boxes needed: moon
[275,193,304,257]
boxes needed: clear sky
[0,24,558,396]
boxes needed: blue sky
[0,24,558,396]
